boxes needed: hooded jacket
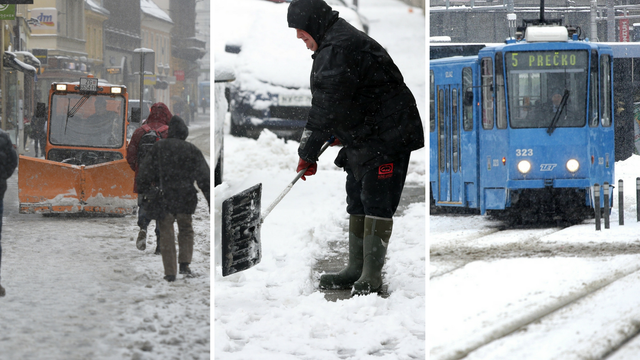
[126,102,172,192]
[136,116,210,215]
[0,128,17,198]
[287,0,424,180]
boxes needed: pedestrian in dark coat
[31,102,47,158]
[287,0,424,295]
[136,115,210,282]
[0,128,18,296]
[127,102,172,254]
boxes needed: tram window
[589,50,599,127]
[452,88,459,172]
[495,52,507,129]
[600,54,612,127]
[430,70,435,132]
[438,88,445,173]
[481,57,494,130]
[463,67,473,131]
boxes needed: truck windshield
[49,94,125,148]
[506,50,588,129]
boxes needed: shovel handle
[261,140,332,222]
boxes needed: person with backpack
[0,127,18,296]
[126,102,171,254]
[136,115,210,282]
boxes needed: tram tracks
[430,215,640,360]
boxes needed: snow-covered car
[214,62,235,186]
[226,0,366,141]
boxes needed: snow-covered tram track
[430,223,565,278]
[457,265,640,360]
[430,214,640,360]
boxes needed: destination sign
[506,50,588,71]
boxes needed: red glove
[297,158,317,181]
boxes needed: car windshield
[506,50,588,129]
[50,94,125,148]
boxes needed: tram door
[437,84,463,205]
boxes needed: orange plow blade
[18,156,137,215]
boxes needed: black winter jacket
[288,0,424,180]
[137,116,210,215]
[0,128,17,198]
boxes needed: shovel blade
[221,183,262,277]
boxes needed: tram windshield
[506,50,588,129]
[49,94,125,148]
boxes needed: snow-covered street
[213,0,425,358]
[431,155,640,360]
[0,114,211,360]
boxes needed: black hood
[168,115,189,140]
[287,0,339,48]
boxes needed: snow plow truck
[18,76,137,215]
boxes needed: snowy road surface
[214,0,426,358]
[0,113,211,360]
[431,155,640,360]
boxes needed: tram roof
[598,43,640,59]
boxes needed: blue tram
[429,25,615,222]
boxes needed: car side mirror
[131,107,141,123]
[225,44,241,54]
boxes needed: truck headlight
[517,160,531,174]
[566,159,580,173]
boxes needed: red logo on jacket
[378,163,393,179]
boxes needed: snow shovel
[221,140,331,277]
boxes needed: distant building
[141,0,173,106]
[27,0,90,105]
[85,0,109,80]
[103,0,142,96]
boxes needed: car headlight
[517,160,531,174]
[566,159,580,173]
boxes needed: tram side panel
[430,57,482,210]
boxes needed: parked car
[126,99,151,140]
[215,61,235,186]
[226,0,366,141]
[264,0,369,32]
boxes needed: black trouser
[0,196,4,283]
[345,152,410,218]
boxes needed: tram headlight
[517,160,531,174]
[566,159,580,173]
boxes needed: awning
[3,51,37,78]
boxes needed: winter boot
[179,263,192,275]
[352,216,392,296]
[136,229,147,251]
[154,243,161,255]
[319,215,365,290]
[0,284,5,297]
[164,275,176,282]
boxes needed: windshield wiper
[547,89,570,135]
[67,95,91,118]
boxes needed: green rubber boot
[352,216,392,296]
[319,215,365,290]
